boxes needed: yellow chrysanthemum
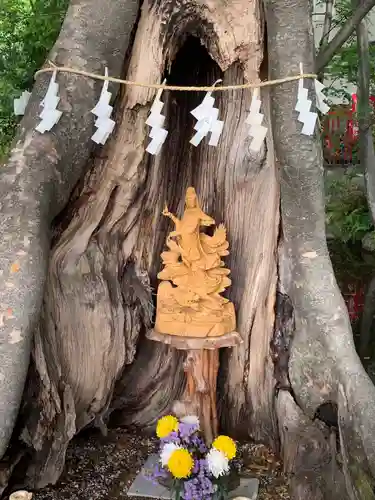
[167,448,194,479]
[212,435,236,460]
[156,415,179,438]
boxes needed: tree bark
[354,2,375,224]
[317,0,334,81]
[359,274,375,361]
[2,0,375,498]
[13,0,279,488]
[0,0,139,461]
[264,0,375,497]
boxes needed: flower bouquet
[146,415,240,500]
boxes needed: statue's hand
[162,204,170,217]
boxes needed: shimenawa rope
[34,62,317,92]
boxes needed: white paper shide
[91,68,115,145]
[295,64,318,136]
[35,71,62,133]
[246,88,267,152]
[190,82,224,147]
[22,64,327,147]
[13,91,31,116]
[146,80,168,155]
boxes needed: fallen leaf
[9,329,22,344]
[9,492,32,500]
[302,251,318,259]
[10,262,20,273]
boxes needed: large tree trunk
[0,0,139,462]
[1,0,375,498]
[265,0,375,498]
[20,0,279,487]
[354,0,375,224]
[359,275,375,361]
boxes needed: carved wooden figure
[149,187,242,444]
[155,186,236,337]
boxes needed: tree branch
[317,0,334,80]
[354,0,375,223]
[315,0,375,73]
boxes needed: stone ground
[28,429,289,500]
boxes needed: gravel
[26,429,290,500]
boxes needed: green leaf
[0,0,69,161]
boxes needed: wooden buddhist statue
[149,187,241,444]
[155,187,236,338]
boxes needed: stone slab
[228,477,259,499]
[147,330,243,350]
[127,455,170,499]
[127,454,259,499]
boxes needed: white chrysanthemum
[160,442,181,466]
[207,448,230,478]
[180,415,200,428]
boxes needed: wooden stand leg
[173,348,220,445]
[209,349,219,437]
[201,350,213,444]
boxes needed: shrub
[0,0,69,160]
[326,171,373,243]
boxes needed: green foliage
[328,239,373,279]
[326,172,373,242]
[326,44,375,102]
[322,0,375,102]
[0,0,69,160]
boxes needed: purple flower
[188,434,207,453]
[198,458,208,475]
[182,478,200,500]
[181,474,215,500]
[178,421,199,440]
[193,460,200,475]
[159,430,181,451]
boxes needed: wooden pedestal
[147,330,242,445]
